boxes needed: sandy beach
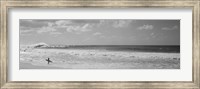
[20,48,180,69]
[19,20,181,69]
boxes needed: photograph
[2,0,199,88]
[19,19,180,69]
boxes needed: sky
[20,19,180,45]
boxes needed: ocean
[40,45,180,53]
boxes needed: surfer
[46,58,52,64]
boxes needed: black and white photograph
[19,19,180,69]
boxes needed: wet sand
[20,62,63,69]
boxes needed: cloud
[20,20,133,35]
[22,20,94,34]
[66,24,93,33]
[20,30,34,34]
[150,33,155,36]
[82,24,89,29]
[98,20,132,28]
[82,38,91,42]
[21,22,58,34]
[19,26,37,36]
[37,26,57,34]
[20,20,134,36]
[93,32,102,36]
[55,20,72,27]
[162,25,179,30]
[20,20,48,28]
[150,32,157,38]
[50,32,62,35]
[20,26,34,32]
[137,24,154,30]
[54,20,94,34]
[99,35,106,38]
[47,22,55,27]
[112,20,132,28]
[92,32,105,39]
